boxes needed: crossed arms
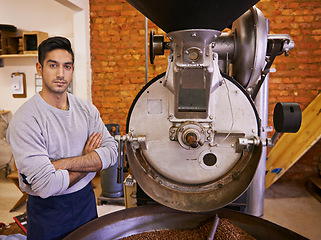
[52,132,103,187]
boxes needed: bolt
[232,172,239,180]
[192,33,197,37]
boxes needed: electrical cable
[218,77,235,145]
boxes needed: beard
[43,79,71,94]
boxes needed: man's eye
[50,64,57,68]
[65,65,72,69]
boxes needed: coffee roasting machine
[122,0,301,214]
[65,0,306,239]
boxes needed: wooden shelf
[0,110,10,115]
[0,53,37,58]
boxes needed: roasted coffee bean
[121,218,256,240]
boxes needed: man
[6,36,118,240]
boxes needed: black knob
[273,102,301,133]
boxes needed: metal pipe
[145,17,148,84]
[247,72,269,218]
[246,18,270,218]
[207,214,220,240]
[212,33,235,59]
[270,132,281,146]
[116,137,122,183]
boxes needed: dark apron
[27,182,98,240]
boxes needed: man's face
[36,49,74,95]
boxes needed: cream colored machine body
[123,3,296,213]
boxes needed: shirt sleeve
[7,114,70,198]
[91,109,118,170]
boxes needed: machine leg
[247,75,269,217]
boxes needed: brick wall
[89,0,167,134]
[89,0,321,183]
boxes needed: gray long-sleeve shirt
[7,92,118,198]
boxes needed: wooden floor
[1,172,320,239]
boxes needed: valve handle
[186,132,198,148]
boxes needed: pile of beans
[121,218,256,240]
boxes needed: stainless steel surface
[231,6,268,88]
[164,29,222,120]
[64,205,308,240]
[212,33,235,73]
[120,0,294,217]
[126,73,262,212]
[166,29,221,120]
[247,72,269,217]
[267,34,294,56]
[124,8,274,211]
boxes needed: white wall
[0,0,91,115]
[58,0,92,101]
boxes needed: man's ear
[36,62,43,76]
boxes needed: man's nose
[56,66,64,79]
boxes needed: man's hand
[53,132,103,171]
[83,132,102,155]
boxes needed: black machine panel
[126,0,260,32]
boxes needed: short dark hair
[38,36,74,66]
